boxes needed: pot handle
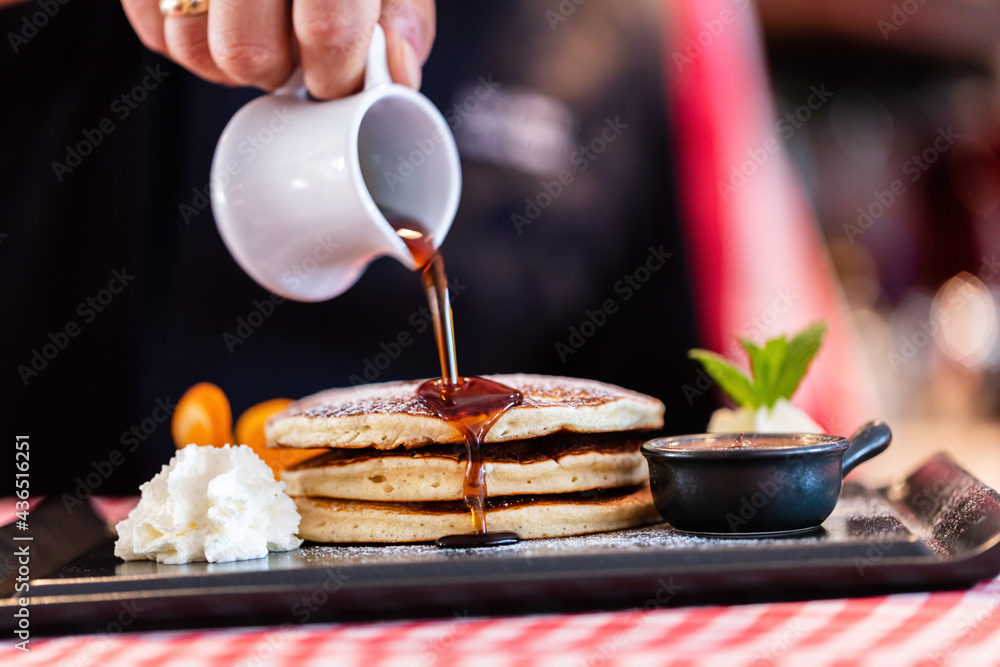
[841,420,892,477]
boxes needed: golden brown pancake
[266,374,665,450]
[294,485,659,543]
[271,374,666,543]
[281,433,648,502]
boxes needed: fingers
[121,0,167,54]
[380,0,435,90]
[126,0,292,90]
[209,0,294,90]
[292,0,436,98]
[163,12,234,85]
[293,0,381,99]
[119,0,437,97]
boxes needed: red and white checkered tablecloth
[5,498,1000,666]
[5,583,1000,667]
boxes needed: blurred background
[2,0,1000,493]
[755,0,1000,483]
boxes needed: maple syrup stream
[392,218,523,548]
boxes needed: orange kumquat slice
[171,382,233,448]
[236,398,324,476]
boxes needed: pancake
[294,485,659,543]
[267,374,664,450]
[275,374,665,543]
[281,432,647,502]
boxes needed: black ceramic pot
[641,420,892,536]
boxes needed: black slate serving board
[4,454,1000,635]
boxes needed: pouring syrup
[391,218,523,548]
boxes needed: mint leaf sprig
[688,322,827,410]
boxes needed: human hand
[120,0,435,98]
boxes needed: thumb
[380,0,435,90]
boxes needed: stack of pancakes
[267,374,665,542]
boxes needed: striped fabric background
[7,580,1000,666]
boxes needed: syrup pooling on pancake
[265,374,665,450]
[417,377,523,537]
[391,218,524,546]
[280,375,658,425]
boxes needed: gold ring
[160,0,208,17]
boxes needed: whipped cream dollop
[115,444,302,564]
[707,398,824,434]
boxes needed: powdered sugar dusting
[276,374,662,421]
[892,472,982,556]
[289,482,923,565]
[295,523,807,567]
[291,380,435,419]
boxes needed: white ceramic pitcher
[211,25,461,301]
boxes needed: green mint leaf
[773,322,827,401]
[740,336,788,408]
[689,321,828,411]
[688,349,759,408]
